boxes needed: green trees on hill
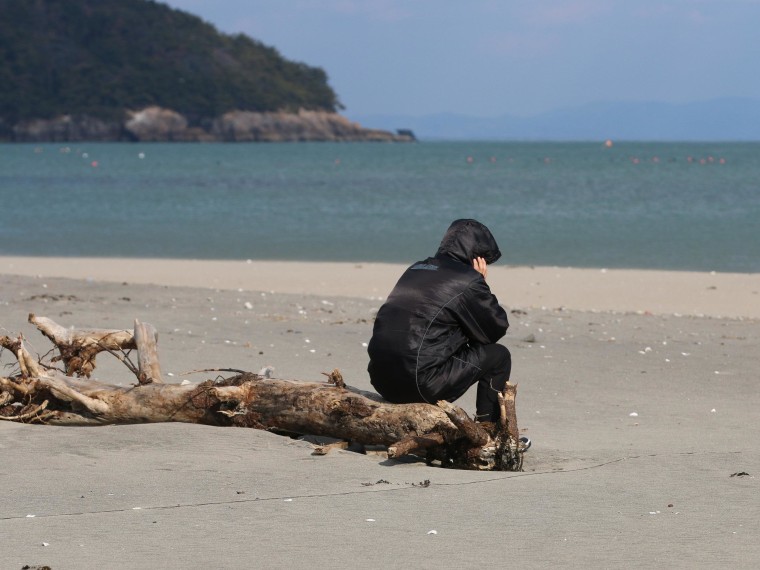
[0,0,341,125]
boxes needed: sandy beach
[2,257,759,569]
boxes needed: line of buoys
[625,155,728,165]
[459,153,729,165]
[31,146,154,166]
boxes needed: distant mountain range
[349,98,760,141]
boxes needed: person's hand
[473,257,487,280]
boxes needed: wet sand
[1,257,759,568]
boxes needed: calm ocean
[1,141,758,272]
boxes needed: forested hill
[0,0,414,142]
[0,0,341,124]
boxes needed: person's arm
[454,276,509,344]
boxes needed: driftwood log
[0,314,526,471]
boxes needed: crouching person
[367,219,511,423]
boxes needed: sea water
[0,141,758,272]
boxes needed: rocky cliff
[8,107,413,143]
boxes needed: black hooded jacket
[367,220,509,404]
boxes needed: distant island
[0,0,412,142]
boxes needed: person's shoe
[519,436,531,452]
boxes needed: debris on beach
[258,365,275,378]
[361,479,391,486]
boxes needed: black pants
[371,344,512,422]
[436,343,512,422]
[474,344,512,422]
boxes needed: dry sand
[2,255,759,318]
[1,257,759,569]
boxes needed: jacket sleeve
[453,277,509,345]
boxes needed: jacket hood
[436,219,502,265]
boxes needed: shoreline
[1,255,758,319]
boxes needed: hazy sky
[162,0,760,118]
